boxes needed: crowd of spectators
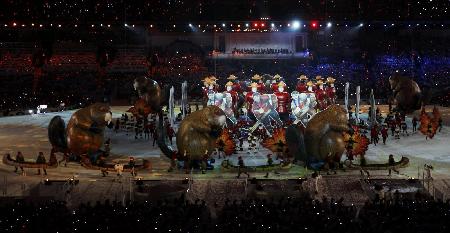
[1,51,449,115]
[1,195,449,233]
[0,35,449,115]
[232,48,292,55]
[1,0,447,22]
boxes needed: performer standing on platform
[271,74,282,93]
[209,76,219,91]
[296,75,308,93]
[251,74,265,93]
[225,81,238,110]
[315,78,327,110]
[227,74,241,92]
[326,77,336,105]
[201,76,211,98]
[274,81,291,122]
[305,80,315,94]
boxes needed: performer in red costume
[314,76,323,92]
[274,81,291,122]
[227,74,241,92]
[326,77,336,105]
[305,80,315,94]
[251,74,266,93]
[208,76,219,91]
[315,79,328,111]
[296,75,308,93]
[225,81,238,111]
[271,74,282,93]
[201,77,210,96]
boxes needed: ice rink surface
[0,105,448,176]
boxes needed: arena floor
[0,105,448,182]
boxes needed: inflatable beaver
[48,103,112,156]
[176,106,226,160]
[286,105,349,166]
[389,74,422,114]
[133,76,166,113]
[158,105,226,161]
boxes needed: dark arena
[1,1,450,232]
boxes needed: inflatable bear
[48,103,112,156]
[389,74,422,114]
[175,106,226,160]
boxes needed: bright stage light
[327,22,332,27]
[271,23,274,27]
[359,23,363,27]
[292,21,300,29]
[124,23,128,27]
[245,23,249,27]
[222,23,226,27]
[189,23,192,27]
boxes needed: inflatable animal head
[389,73,422,113]
[203,105,227,131]
[307,105,349,134]
[89,103,112,127]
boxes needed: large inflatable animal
[286,105,349,167]
[48,103,112,156]
[158,106,226,162]
[133,76,168,113]
[389,74,422,114]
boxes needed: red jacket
[271,83,278,93]
[381,128,388,137]
[326,87,336,101]
[257,83,266,93]
[232,83,241,92]
[370,127,378,137]
[274,91,291,113]
[296,83,308,93]
[246,92,256,109]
